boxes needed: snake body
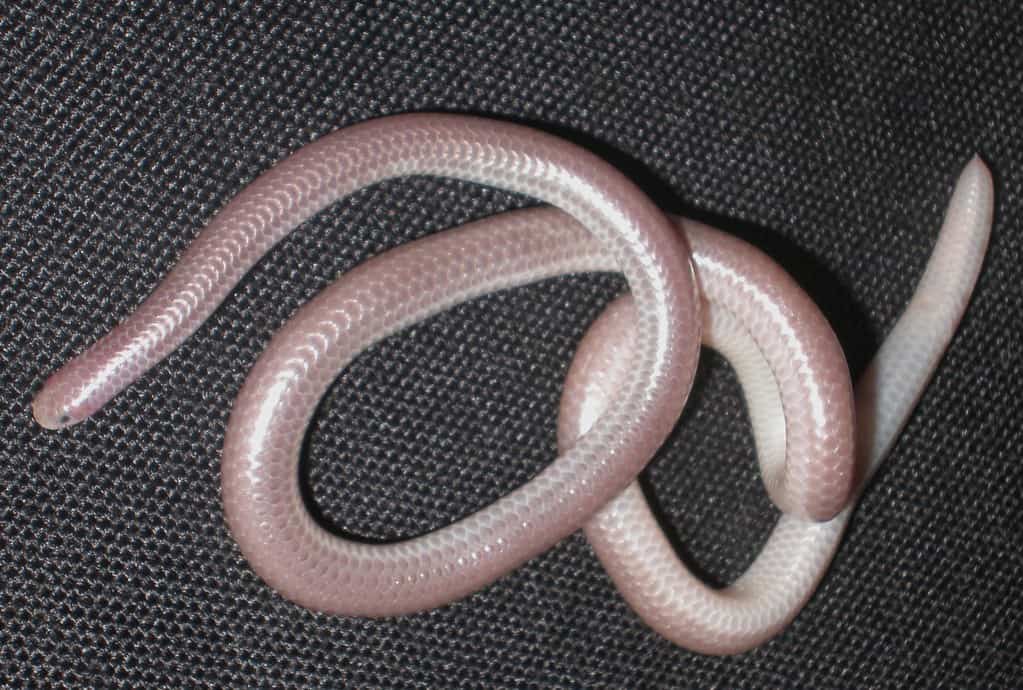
[563,159,993,653]
[32,114,993,652]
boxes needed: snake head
[32,364,103,430]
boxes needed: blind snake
[32,114,993,653]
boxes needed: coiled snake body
[33,114,994,654]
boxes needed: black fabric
[2,2,1021,687]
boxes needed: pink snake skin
[32,114,994,653]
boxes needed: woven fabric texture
[2,2,1021,688]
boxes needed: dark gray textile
[2,2,1020,687]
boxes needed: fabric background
[2,2,1020,687]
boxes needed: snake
[31,113,994,653]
